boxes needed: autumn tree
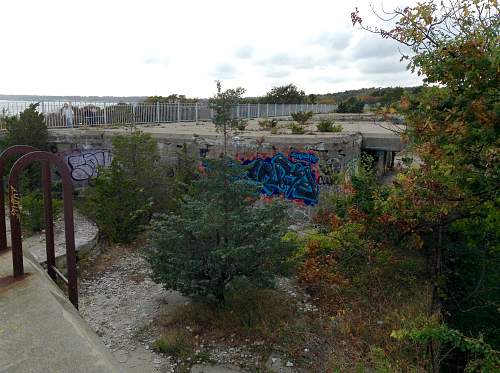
[349,1,500,370]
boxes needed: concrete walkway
[0,250,120,373]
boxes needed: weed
[317,118,342,133]
[289,123,305,134]
[153,327,194,358]
[291,111,313,126]
[258,118,278,130]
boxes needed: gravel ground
[78,245,320,373]
[79,247,186,372]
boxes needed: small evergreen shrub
[83,164,153,243]
[82,129,170,243]
[146,158,295,304]
[2,104,49,192]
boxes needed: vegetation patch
[316,118,342,133]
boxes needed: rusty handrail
[0,145,38,252]
[8,151,78,309]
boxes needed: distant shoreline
[0,95,147,103]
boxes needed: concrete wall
[48,129,362,206]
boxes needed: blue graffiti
[242,152,320,205]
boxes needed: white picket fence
[0,101,336,128]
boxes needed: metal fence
[0,101,337,128]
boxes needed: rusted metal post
[42,161,56,281]
[8,151,78,309]
[0,145,38,253]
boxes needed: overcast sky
[0,0,422,97]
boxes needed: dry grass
[154,286,334,371]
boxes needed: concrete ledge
[0,250,120,373]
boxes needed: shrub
[3,104,49,151]
[317,118,342,133]
[291,111,313,126]
[289,123,305,134]
[82,129,170,242]
[2,104,49,192]
[336,97,365,113]
[83,164,152,243]
[20,192,63,234]
[258,118,278,130]
[146,158,295,304]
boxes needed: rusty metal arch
[0,145,39,252]
[8,151,78,308]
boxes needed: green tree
[209,81,246,154]
[349,1,499,370]
[263,84,306,104]
[146,158,294,304]
[336,96,365,113]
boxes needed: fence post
[266,103,269,117]
[195,103,198,122]
[274,103,277,116]
[247,103,250,118]
[103,103,107,125]
[257,103,260,118]
[156,102,160,123]
[177,102,181,122]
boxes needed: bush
[83,164,152,243]
[20,192,63,234]
[336,97,365,113]
[317,118,342,133]
[82,129,171,242]
[146,158,295,304]
[289,123,305,134]
[258,118,278,130]
[2,104,49,192]
[291,111,313,126]
[3,104,49,151]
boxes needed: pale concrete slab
[0,250,120,373]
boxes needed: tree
[146,158,294,304]
[263,84,306,104]
[209,81,246,154]
[347,1,499,370]
[336,96,365,113]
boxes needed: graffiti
[239,151,320,206]
[9,185,21,219]
[63,149,112,183]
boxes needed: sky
[0,0,422,98]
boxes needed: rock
[265,354,294,373]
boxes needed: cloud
[351,35,400,59]
[259,53,321,70]
[308,31,352,51]
[213,64,237,79]
[235,45,255,59]
[357,56,408,74]
[264,67,290,78]
[311,74,345,84]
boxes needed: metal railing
[0,101,337,128]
